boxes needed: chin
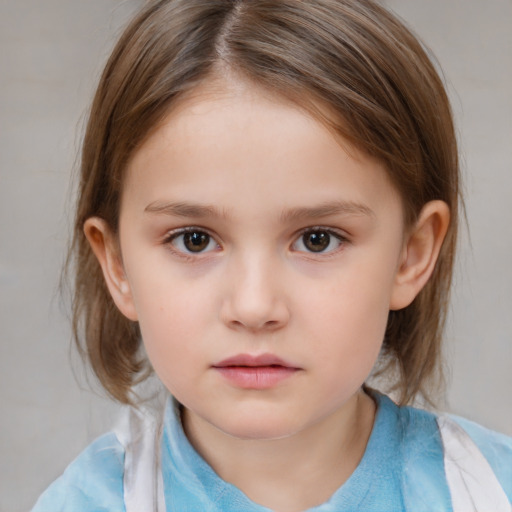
[215,412,302,441]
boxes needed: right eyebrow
[144,201,228,219]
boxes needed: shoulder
[374,393,444,451]
[396,395,512,505]
[450,414,512,500]
[391,399,454,510]
[31,432,126,512]
[373,393,512,509]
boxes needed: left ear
[390,200,450,311]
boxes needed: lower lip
[214,366,299,389]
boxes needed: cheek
[137,290,204,348]
[297,258,396,376]
[313,296,387,402]
[126,245,209,324]
[135,295,206,398]
[124,261,213,368]
[315,296,387,373]
[309,260,394,336]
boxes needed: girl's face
[114,79,408,440]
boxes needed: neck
[182,390,376,512]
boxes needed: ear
[84,217,138,321]
[390,200,450,311]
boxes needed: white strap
[114,406,166,512]
[438,415,511,512]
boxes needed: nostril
[228,318,281,333]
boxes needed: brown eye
[183,231,211,252]
[168,229,218,255]
[302,231,331,252]
[292,229,345,254]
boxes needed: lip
[212,353,301,389]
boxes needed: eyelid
[294,225,349,241]
[163,225,215,240]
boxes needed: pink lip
[212,353,301,389]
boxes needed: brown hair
[69,0,460,405]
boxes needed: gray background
[0,1,511,511]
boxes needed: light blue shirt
[31,393,512,511]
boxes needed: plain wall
[0,1,510,511]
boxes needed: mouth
[212,353,301,389]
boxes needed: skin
[85,77,450,512]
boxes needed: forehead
[132,72,357,170]
[122,76,402,222]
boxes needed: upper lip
[213,353,298,368]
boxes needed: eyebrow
[280,201,375,223]
[144,200,374,221]
[144,201,227,218]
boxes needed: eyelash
[162,226,348,259]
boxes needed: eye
[167,229,219,254]
[292,229,345,254]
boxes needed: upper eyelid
[163,225,218,241]
[294,226,349,240]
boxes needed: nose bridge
[222,246,289,331]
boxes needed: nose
[220,252,290,333]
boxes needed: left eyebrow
[280,200,375,223]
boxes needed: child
[32,0,512,511]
